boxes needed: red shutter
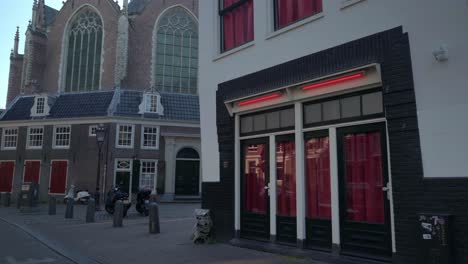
[24,161,40,183]
[50,161,68,194]
[0,162,15,192]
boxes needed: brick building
[0,0,201,202]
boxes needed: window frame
[53,125,72,149]
[144,94,159,113]
[89,125,98,137]
[36,97,45,115]
[273,0,323,31]
[219,0,254,53]
[141,126,160,150]
[139,159,158,194]
[115,124,135,149]
[26,126,44,150]
[1,128,18,150]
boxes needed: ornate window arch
[154,6,198,94]
[63,7,103,92]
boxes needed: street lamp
[95,124,107,210]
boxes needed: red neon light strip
[302,72,365,91]
[237,92,282,106]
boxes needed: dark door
[175,160,200,195]
[276,135,297,244]
[304,130,332,249]
[116,171,131,195]
[337,122,392,258]
[49,161,67,194]
[241,138,270,240]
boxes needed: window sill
[141,147,159,151]
[213,41,255,62]
[266,13,324,41]
[27,147,42,150]
[53,146,70,150]
[340,0,366,10]
[116,145,134,149]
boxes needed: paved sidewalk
[0,204,315,264]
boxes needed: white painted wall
[199,0,468,181]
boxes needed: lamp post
[95,124,107,210]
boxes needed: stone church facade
[0,0,201,202]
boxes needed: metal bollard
[113,201,124,227]
[4,193,11,207]
[65,198,74,219]
[16,193,21,209]
[48,196,56,215]
[86,198,96,223]
[149,202,160,234]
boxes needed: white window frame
[26,126,44,149]
[1,128,18,150]
[53,125,71,149]
[89,125,98,136]
[141,126,160,150]
[30,96,49,117]
[116,124,135,149]
[139,159,158,194]
[145,94,159,113]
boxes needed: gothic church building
[0,0,201,202]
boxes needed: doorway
[337,122,392,257]
[241,138,270,240]
[175,148,200,196]
[115,159,132,199]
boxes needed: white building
[199,0,468,263]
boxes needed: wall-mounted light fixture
[433,45,449,62]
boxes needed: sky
[0,0,123,109]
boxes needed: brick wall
[207,27,468,263]
[7,56,23,105]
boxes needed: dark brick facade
[204,27,468,263]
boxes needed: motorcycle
[105,185,131,217]
[135,188,152,216]
[64,185,91,204]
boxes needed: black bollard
[113,201,124,227]
[48,196,56,215]
[4,193,11,207]
[16,193,21,209]
[86,198,96,223]
[65,198,74,219]
[149,202,160,234]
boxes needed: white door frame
[114,159,133,200]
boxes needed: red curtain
[24,161,40,183]
[344,132,384,223]
[0,162,15,192]
[276,140,296,217]
[50,161,68,194]
[223,0,254,51]
[305,137,331,219]
[245,144,267,213]
[276,0,323,29]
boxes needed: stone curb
[0,216,102,264]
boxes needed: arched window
[64,7,103,92]
[154,7,198,94]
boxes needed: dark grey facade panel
[206,27,468,263]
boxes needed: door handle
[264,186,270,190]
[382,187,389,192]
[382,183,391,201]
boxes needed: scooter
[105,185,131,217]
[64,185,91,204]
[135,188,152,216]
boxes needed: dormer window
[145,94,158,113]
[139,93,164,115]
[31,96,50,117]
[36,97,45,114]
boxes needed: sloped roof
[128,0,151,15]
[44,5,59,26]
[0,90,200,123]
[48,91,114,118]
[1,97,35,121]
